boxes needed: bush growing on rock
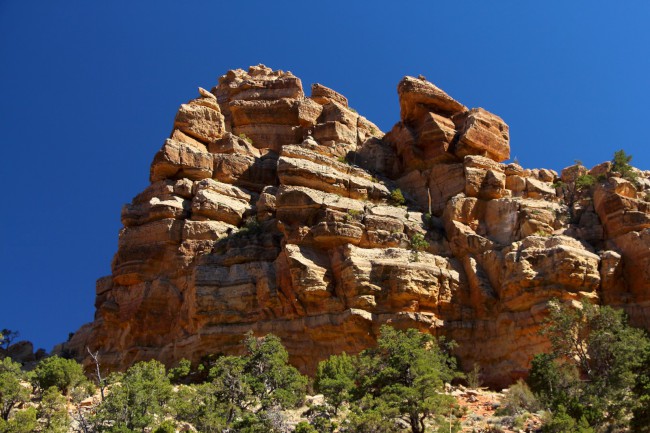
[32,355,88,396]
[612,149,638,182]
[317,326,461,433]
[0,357,29,421]
[93,359,174,432]
[0,407,37,433]
[389,188,405,206]
[528,299,650,430]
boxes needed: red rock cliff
[63,65,650,386]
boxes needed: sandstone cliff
[62,65,650,386]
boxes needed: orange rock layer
[62,65,650,387]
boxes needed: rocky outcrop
[63,65,650,387]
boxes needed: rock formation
[62,65,650,386]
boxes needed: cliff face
[64,65,650,386]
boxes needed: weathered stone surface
[208,132,261,157]
[174,98,226,145]
[454,108,510,162]
[122,179,192,227]
[229,98,321,128]
[497,236,600,311]
[464,156,507,200]
[594,178,650,237]
[65,66,650,389]
[398,76,467,121]
[311,83,348,107]
[215,65,304,103]
[150,139,213,182]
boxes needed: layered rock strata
[63,65,650,386]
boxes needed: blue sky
[1,1,649,351]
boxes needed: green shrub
[466,363,482,389]
[93,360,173,431]
[389,188,405,206]
[344,209,362,223]
[32,356,87,395]
[0,407,37,433]
[238,133,253,144]
[530,299,650,429]
[295,421,318,433]
[0,357,30,421]
[409,233,429,261]
[612,149,638,182]
[167,358,191,384]
[38,387,70,433]
[496,379,540,416]
[542,405,594,433]
[316,352,356,414]
[153,420,176,433]
[575,174,595,190]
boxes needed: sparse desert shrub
[496,379,540,416]
[612,149,638,182]
[575,174,595,190]
[238,133,253,144]
[466,363,482,389]
[409,233,429,261]
[389,188,405,206]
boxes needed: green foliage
[207,355,252,425]
[303,404,337,433]
[496,379,539,416]
[612,149,638,181]
[239,216,261,235]
[243,333,307,410]
[341,396,402,433]
[173,333,307,431]
[530,299,650,429]
[167,358,191,384]
[315,352,356,414]
[345,209,362,223]
[541,405,594,433]
[528,354,581,412]
[153,420,176,433]
[575,174,595,190]
[422,212,434,230]
[93,360,173,432]
[172,383,227,432]
[631,349,650,431]
[389,188,405,206]
[0,330,18,351]
[410,233,429,262]
[0,357,29,421]
[0,407,37,433]
[466,363,482,389]
[295,421,318,433]
[238,133,253,144]
[32,356,87,395]
[38,387,70,433]
[410,233,429,251]
[354,326,459,433]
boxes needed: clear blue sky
[1,1,649,351]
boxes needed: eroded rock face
[64,65,650,388]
